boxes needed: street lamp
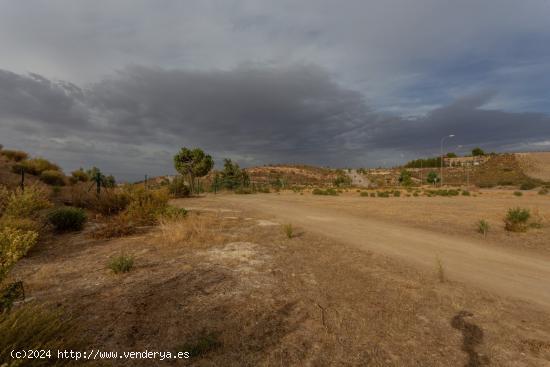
[440,134,455,186]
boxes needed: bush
[109,254,134,274]
[16,158,60,176]
[161,206,188,220]
[47,207,87,232]
[513,191,523,197]
[504,207,530,232]
[0,149,28,162]
[520,181,537,190]
[70,168,89,183]
[312,188,338,196]
[169,177,190,198]
[0,217,41,233]
[126,188,169,225]
[462,190,470,196]
[370,192,375,197]
[477,219,489,237]
[360,191,370,197]
[40,170,66,186]
[538,188,549,195]
[377,191,390,198]
[89,191,130,216]
[2,186,51,219]
[393,190,401,197]
[0,227,39,283]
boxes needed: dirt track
[199,193,550,308]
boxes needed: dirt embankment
[516,152,550,182]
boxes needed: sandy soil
[199,191,550,308]
[7,191,550,366]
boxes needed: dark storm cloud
[1,65,549,181]
[371,92,550,153]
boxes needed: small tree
[398,170,413,186]
[427,171,440,185]
[446,152,457,158]
[173,147,214,194]
[471,147,485,156]
[219,158,249,189]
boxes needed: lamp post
[440,134,455,186]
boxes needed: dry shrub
[126,188,169,225]
[0,149,28,162]
[90,214,136,239]
[159,212,224,246]
[2,185,51,219]
[90,190,130,216]
[0,304,81,366]
[0,227,39,283]
[40,170,66,186]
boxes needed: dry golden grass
[158,212,226,247]
[90,213,136,239]
[0,304,82,366]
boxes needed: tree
[398,170,413,186]
[219,158,249,189]
[427,171,440,185]
[173,147,214,194]
[471,147,485,156]
[446,152,457,158]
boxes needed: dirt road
[200,193,550,308]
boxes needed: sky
[0,0,550,181]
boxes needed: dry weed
[158,212,225,247]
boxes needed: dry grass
[90,213,137,239]
[158,212,226,247]
[0,304,81,366]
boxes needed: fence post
[144,174,148,190]
[20,168,25,191]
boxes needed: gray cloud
[1,65,549,181]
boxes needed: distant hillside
[515,152,550,182]
[245,164,337,187]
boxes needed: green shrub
[538,188,549,195]
[161,206,188,220]
[377,191,390,198]
[393,190,401,197]
[360,191,370,197]
[40,170,66,186]
[3,186,51,218]
[462,190,470,196]
[169,177,190,198]
[477,219,489,236]
[109,254,134,274]
[504,207,530,232]
[0,227,39,283]
[47,207,87,232]
[312,188,338,196]
[513,191,523,197]
[520,181,537,190]
[0,149,28,162]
